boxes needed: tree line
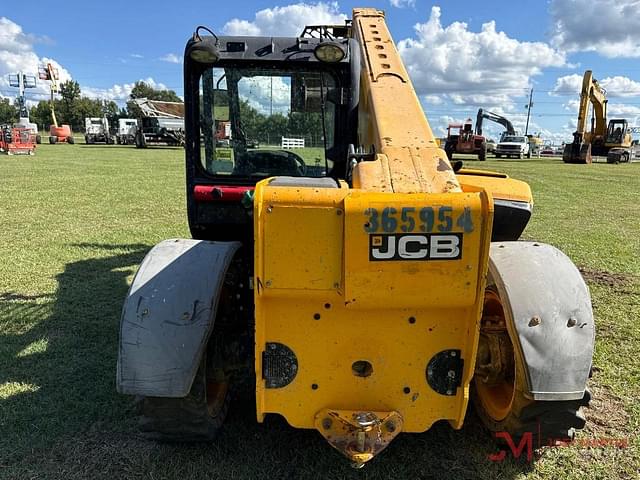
[237,100,328,147]
[0,81,181,132]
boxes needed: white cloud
[390,0,415,7]
[160,53,182,64]
[563,98,580,111]
[81,77,169,102]
[222,2,347,37]
[422,94,443,105]
[0,17,72,102]
[600,76,640,97]
[550,0,640,57]
[239,75,292,114]
[130,53,143,59]
[552,73,640,97]
[551,73,583,96]
[608,103,640,116]
[397,7,565,105]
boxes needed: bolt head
[322,418,332,430]
[385,420,396,432]
[529,316,541,327]
[567,317,577,327]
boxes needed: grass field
[0,145,638,479]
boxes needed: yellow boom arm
[576,70,607,138]
[351,8,460,193]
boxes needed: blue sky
[3,0,640,142]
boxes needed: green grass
[0,146,638,479]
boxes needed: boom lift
[117,9,594,467]
[38,63,74,144]
[563,70,632,163]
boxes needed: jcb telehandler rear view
[117,8,593,467]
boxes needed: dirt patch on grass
[578,267,634,288]
[583,380,632,438]
[0,292,54,303]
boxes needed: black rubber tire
[67,136,75,145]
[474,387,590,448]
[138,352,230,442]
[478,143,487,161]
[473,279,591,448]
[445,146,454,161]
[49,136,57,144]
[135,132,147,149]
[36,135,41,144]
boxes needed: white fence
[281,136,305,149]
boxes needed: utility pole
[270,76,273,116]
[524,88,533,136]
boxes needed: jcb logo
[369,233,462,261]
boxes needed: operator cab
[183,26,357,240]
[605,119,628,144]
[184,24,360,240]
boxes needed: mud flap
[117,239,240,397]
[488,242,594,401]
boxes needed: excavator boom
[475,108,515,137]
[564,69,635,163]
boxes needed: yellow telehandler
[117,8,594,467]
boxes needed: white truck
[116,118,138,145]
[84,117,114,144]
[495,134,531,159]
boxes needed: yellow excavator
[563,69,634,163]
[117,9,594,467]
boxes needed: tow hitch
[314,410,403,468]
